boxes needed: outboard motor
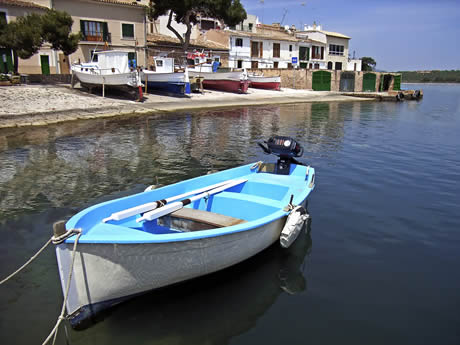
[258,136,304,175]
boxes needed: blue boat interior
[65,162,315,244]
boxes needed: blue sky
[240,0,460,71]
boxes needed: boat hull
[248,76,281,91]
[202,79,250,93]
[189,71,248,93]
[56,215,288,327]
[73,70,139,87]
[141,71,190,95]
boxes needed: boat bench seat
[169,207,247,228]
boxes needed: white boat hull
[56,216,289,324]
[72,69,140,87]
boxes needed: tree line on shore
[399,70,460,83]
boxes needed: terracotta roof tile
[147,33,228,51]
[0,0,48,10]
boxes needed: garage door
[340,72,355,92]
[312,71,331,91]
[362,73,376,92]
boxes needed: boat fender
[396,92,404,101]
[414,90,421,99]
[280,206,309,248]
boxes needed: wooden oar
[136,179,248,223]
[102,179,242,223]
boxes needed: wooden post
[144,73,148,93]
[102,77,105,98]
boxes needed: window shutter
[259,42,263,58]
[80,20,86,40]
[103,22,109,42]
[321,46,324,59]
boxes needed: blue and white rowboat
[54,136,315,327]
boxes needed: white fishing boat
[141,57,191,95]
[71,50,142,95]
[54,136,315,328]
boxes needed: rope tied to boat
[250,161,263,171]
[42,228,82,345]
[52,228,82,245]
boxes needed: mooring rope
[42,229,82,345]
[0,238,53,285]
[0,226,82,345]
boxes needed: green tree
[41,10,81,56]
[0,10,80,74]
[148,0,247,52]
[361,56,377,71]
[0,13,43,74]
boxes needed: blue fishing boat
[140,57,191,95]
[54,136,315,327]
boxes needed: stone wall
[24,74,73,84]
[248,68,401,92]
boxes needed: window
[235,38,243,47]
[314,63,320,69]
[335,62,342,70]
[251,41,263,58]
[273,43,280,58]
[0,11,7,26]
[289,45,292,52]
[200,19,215,30]
[122,23,134,39]
[299,46,309,60]
[312,46,324,59]
[327,61,333,69]
[329,44,344,56]
[81,20,108,42]
[251,61,258,68]
[274,61,279,68]
[237,60,243,68]
[248,23,253,31]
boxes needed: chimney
[291,24,296,31]
[313,21,317,30]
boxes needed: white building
[296,23,361,71]
[227,23,300,69]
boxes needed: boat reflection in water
[67,219,312,344]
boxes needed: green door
[40,55,50,75]
[312,71,331,91]
[393,75,401,91]
[362,73,376,92]
[0,48,13,73]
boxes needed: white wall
[347,59,362,72]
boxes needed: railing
[81,32,111,43]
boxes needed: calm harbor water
[1,84,459,345]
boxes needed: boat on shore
[189,70,249,93]
[141,57,191,95]
[71,50,142,98]
[54,136,315,328]
[248,74,281,91]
